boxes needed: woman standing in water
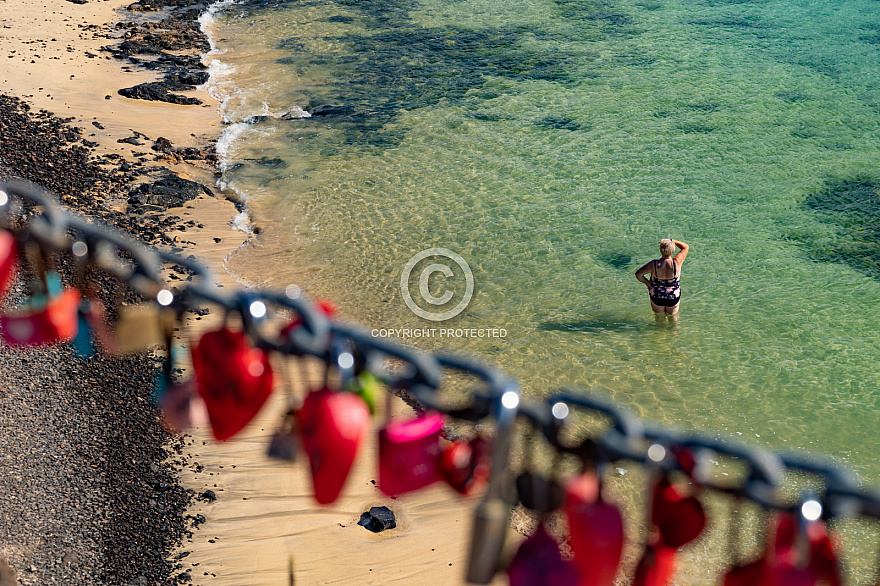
[635,238,689,317]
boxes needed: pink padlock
[378,407,444,497]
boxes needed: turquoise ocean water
[200,0,880,573]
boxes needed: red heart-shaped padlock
[806,520,842,586]
[191,328,274,441]
[634,539,677,586]
[723,558,769,586]
[724,558,815,586]
[507,524,580,586]
[439,437,490,495]
[565,471,624,586]
[280,298,337,337]
[651,476,706,548]
[1,288,80,346]
[298,387,370,505]
[0,230,17,301]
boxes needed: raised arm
[672,239,689,265]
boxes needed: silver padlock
[466,382,519,584]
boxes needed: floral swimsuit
[649,259,680,307]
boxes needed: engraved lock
[378,393,445,497]
[114,303,176,355]
[466,385,519,584]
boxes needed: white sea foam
[230,210,252,234]
[214,121,249,171]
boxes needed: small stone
[357,506,396,533]
[197,490,216,502]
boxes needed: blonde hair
[659,239,675,258]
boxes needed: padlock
[439,436,490,495]
[565,468,624,586]
[191,327,274,441]
[0,229,17,302]
[345,370,380,415]
[514,427,564,515]
[298,386,370,505]
[114,303,176,355]
[465,384,519,584]
[1,270,79,346]
[73,297,112,358]
[650,475,706,548]
[507,524,579,586]
[633,536,677,586]
[268,409,300,462]
[378,400,444,497]
[158,378,208,435]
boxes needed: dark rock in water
[243,115,271,125]
[197,490,217,503]
[248,157,286,168]
[128,173,213,210]
[118,83,202,106]
[358,506,396,533]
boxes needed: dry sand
[1,1,522,583]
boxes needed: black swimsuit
[649,259,680,307]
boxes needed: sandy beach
[0,0,521,583]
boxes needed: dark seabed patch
[538,318,642,333]
[535,116,586,131]
[774,91,811,103]
[597,252,632,269]
[796,177,880,277]
[678,124,715,133]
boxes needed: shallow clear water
[204,0,880,506]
